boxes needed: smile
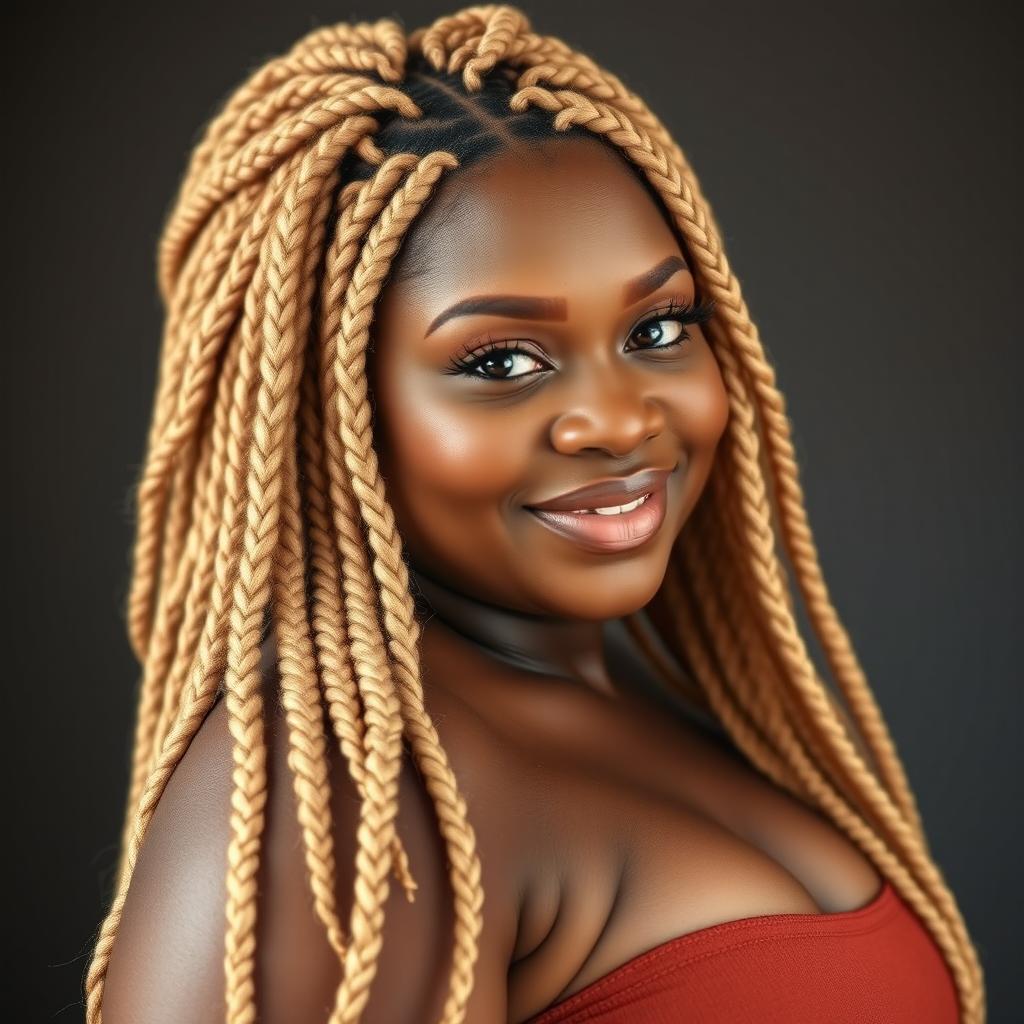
[525,479,669,554]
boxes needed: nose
[549,369,667,457]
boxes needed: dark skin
[102,137,881,1023]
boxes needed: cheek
[388,401,527,500]
[665,348,731,450]
[372,363,530,532]
[661,349,730,527]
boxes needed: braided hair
[85,6,985,1022]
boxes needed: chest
[498,687,882,1020]
[417,618,884,1020]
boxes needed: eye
[630,317,686,349]
[443,337,550,381]
[625,297,717,354]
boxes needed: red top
[525,880,960,1023]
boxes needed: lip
[526,465,675,512]
[524,469,674,555]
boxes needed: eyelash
[442,297,717,381]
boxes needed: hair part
[85,6,985,1023]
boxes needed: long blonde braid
[87,6,985,1022]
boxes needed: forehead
[379,138,684,317]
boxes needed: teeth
[572,493,650,515]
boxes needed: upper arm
[103,678,516,1023]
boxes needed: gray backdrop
[4,1,1019,1019]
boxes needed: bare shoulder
[102,637,523,1023]
[101,687,232,1023]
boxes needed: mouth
[524,469,674,555]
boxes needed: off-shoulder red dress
[525,879,959,1023]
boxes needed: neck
[410,565,621,698]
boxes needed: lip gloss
[526,479,669,554]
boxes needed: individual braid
[700,355,892,814]
[149,318,243,762]
[266,161,352,963]
[125,179,265,665]
[319,153,454,1021]
[88,7,984,1024]
[145,205,260,762]
[714,325,969,925]
[704,262,928,838]
[306,155,420,910]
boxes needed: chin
[537,557,672,622]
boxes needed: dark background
[4,0,1020,1019]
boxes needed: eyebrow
[423,255,689,337]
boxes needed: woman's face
[367,137,729,621]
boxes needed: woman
[86,5,984,1022]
